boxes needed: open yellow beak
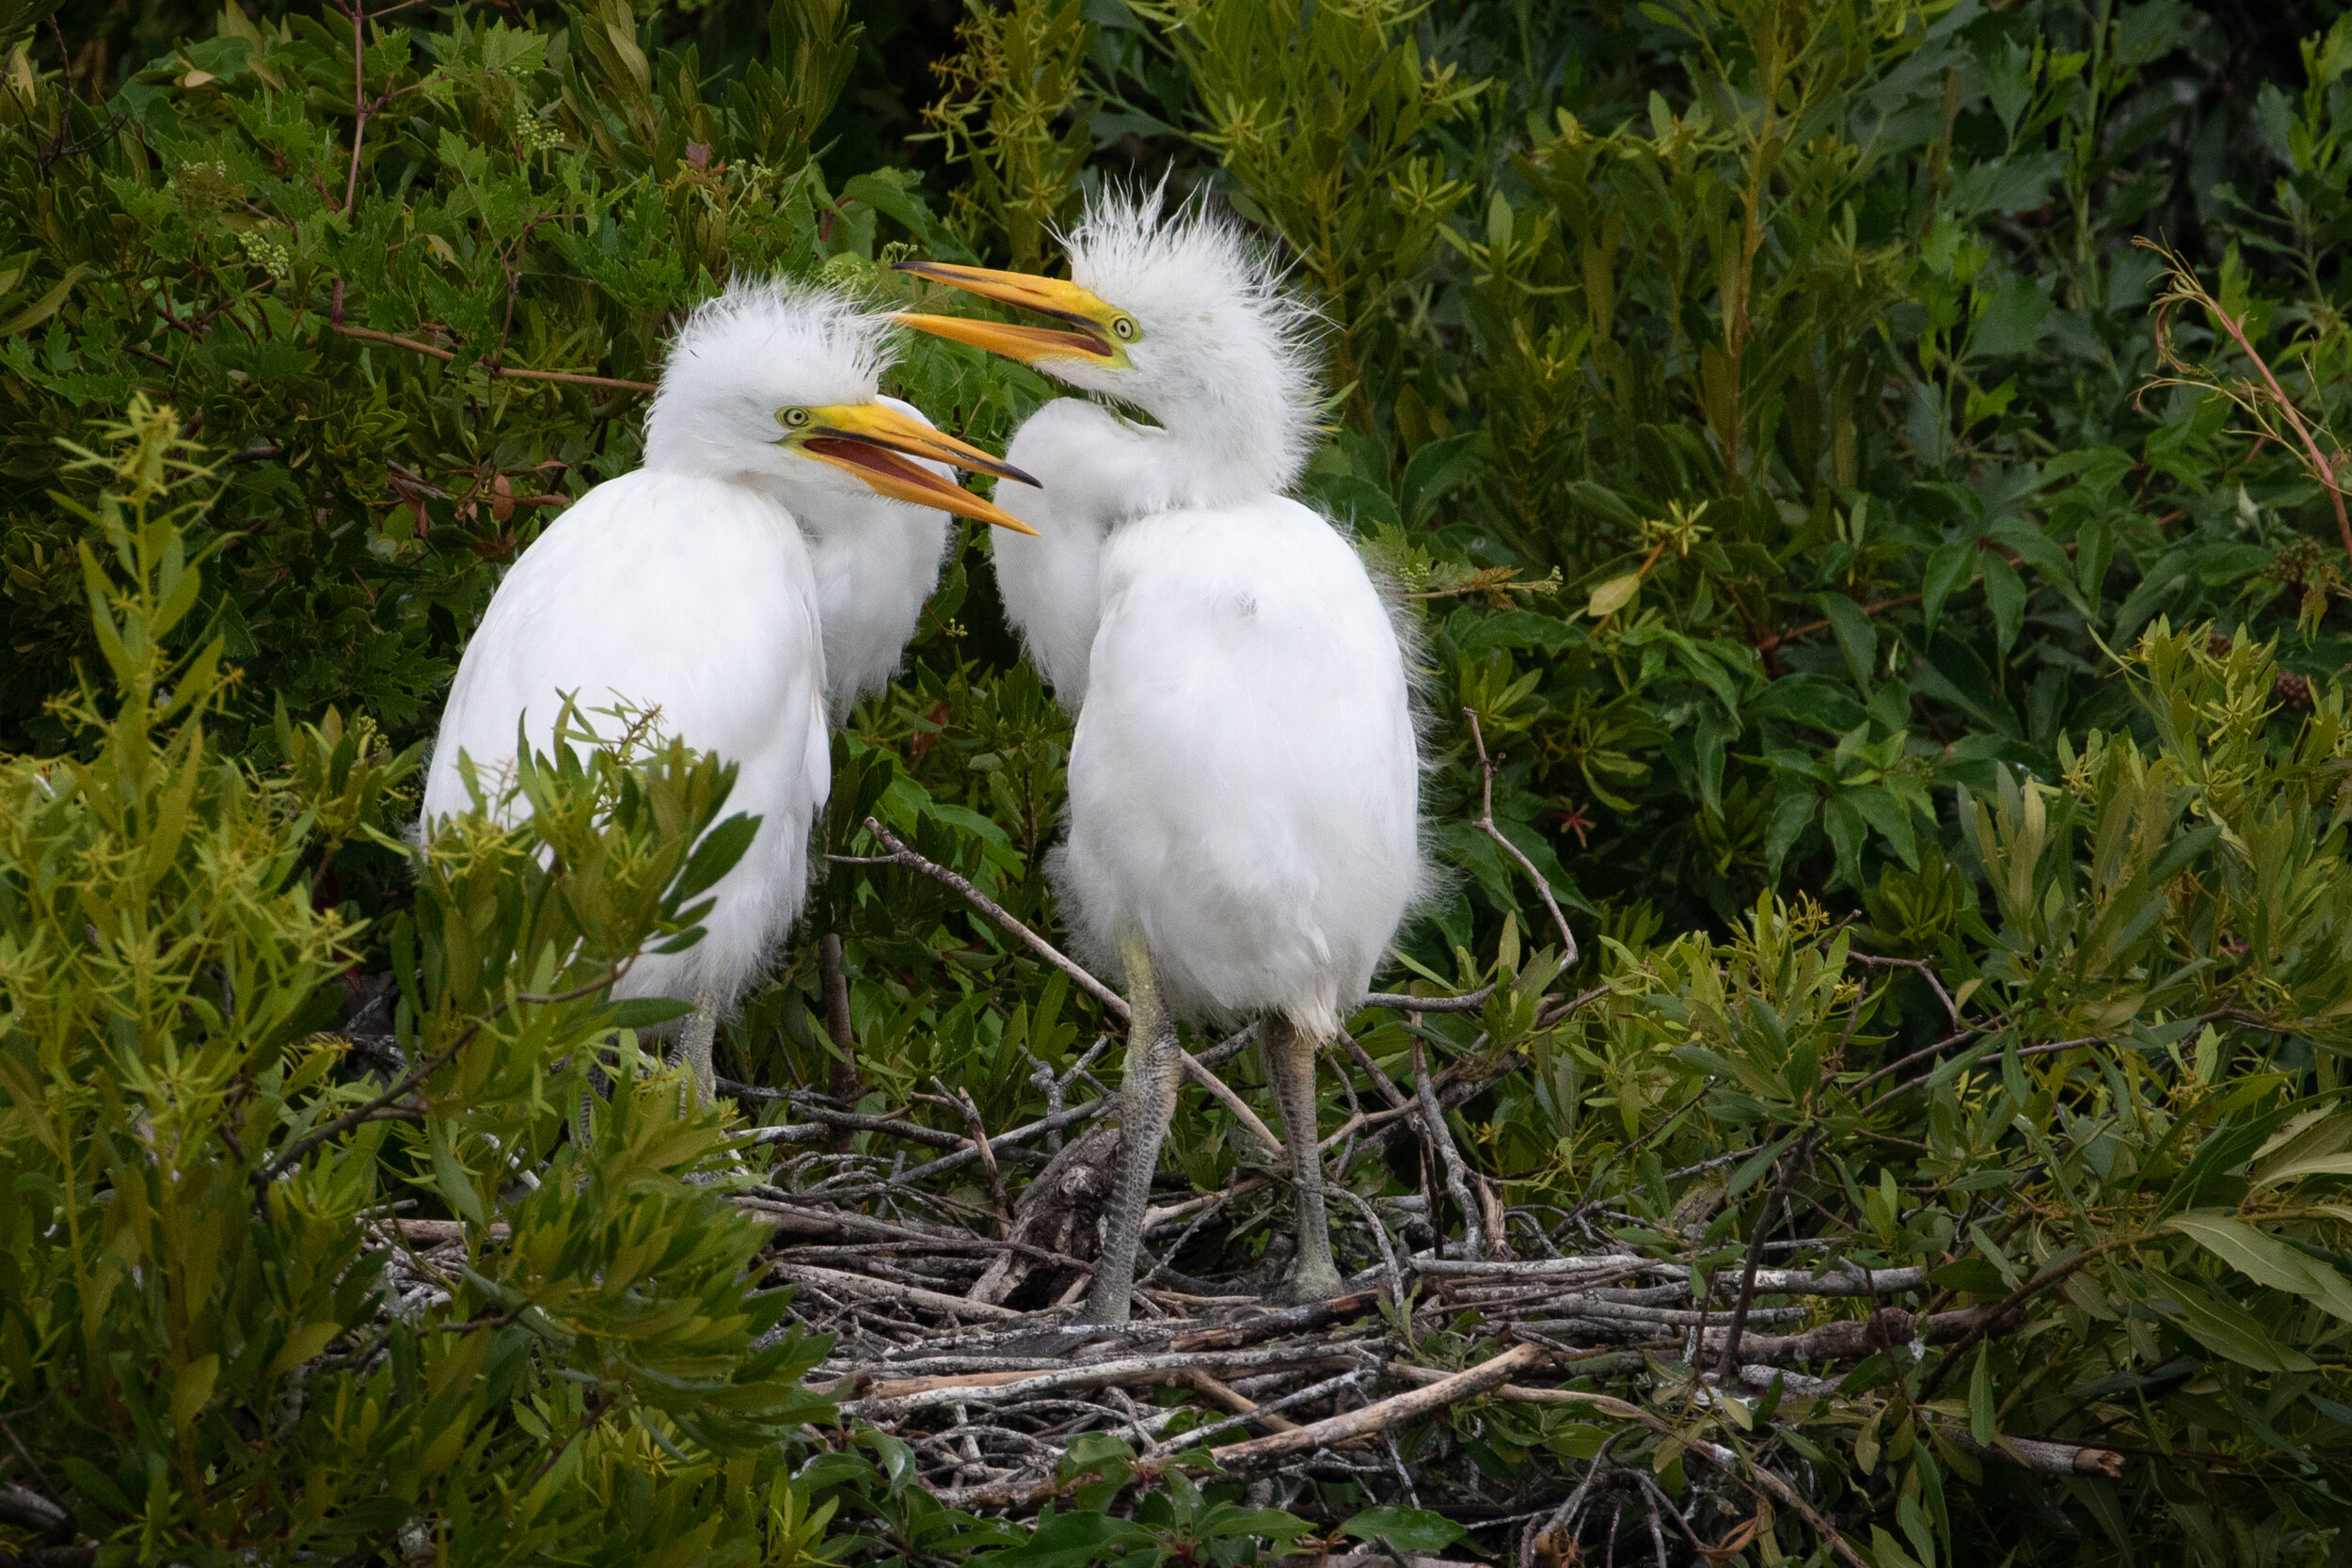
[892,261,1123,366]
[794,403,1041,535]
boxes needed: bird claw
[1266,1267,1347,1307]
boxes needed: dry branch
[836,1342,1373,1421]
[1206,1342,1548,1470]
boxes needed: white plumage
[423,467,833,1016]
[1060,496,1419,1035]
[800,395,957,722]
[423,280,1033,1095]
[896,193,1424,1322]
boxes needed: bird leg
[1261,1013,1343,1304]
[675,993,720,1106]
[1085,930,1184,1325]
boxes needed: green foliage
[8,0,2352,1563]
[0,404,834,1564]
[920,0,1094,272]
[0,0,1027,753]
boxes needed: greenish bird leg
[675,993,720,1106]
[1085,931,1184,1325]
[1262,1012,1343,1303]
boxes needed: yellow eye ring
[1110,315,1138,341]
[778,407,814,429]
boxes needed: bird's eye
[1110,315,1138,341]
[777,406,814,430]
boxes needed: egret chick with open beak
[895,194,1427,1323]
[423,279,1037,1099]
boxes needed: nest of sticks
[380,815,2120,1565]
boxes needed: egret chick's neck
[1121,381,1306,510]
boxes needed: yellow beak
[795,403,1041,535]
[892,261,1122,366]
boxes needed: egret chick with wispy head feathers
[895,194,1426,1323]
[422,280,1038,1098]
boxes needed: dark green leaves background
[5,0,2352,1565]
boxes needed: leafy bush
[1,0,2350,1564]
[0,403,834,1564]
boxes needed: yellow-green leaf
[2,263,91,338]
[171,1354,219,1434]
[266,1322,342,1379]
[1586,572,1642,619]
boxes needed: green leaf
[2165,1213,2352,1322]
[1,263,91,337]
[605,997,695,1029]
[2253,1153,2352,1189]
[1967,1347,1996,1446]
[1824,792,1867,886]
[426,1117,489,1230]
[266,1322,343,1380]
[1973,275,2049,357]
[171,1354,220,1435]
[1820,592,1877,688]
[1586,572,1642,620]
[1340,1507,1467,1553]
[1921,540,1974,631]
[1765,790,1815,879]
[1981,551,2026,653]
[1401,433,1483,526]
[2144,1269,2317,1372]
[674,812,760,904]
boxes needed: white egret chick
[422,281,1038,1098]
[803,392,969,722]
[894,196,1424,1323]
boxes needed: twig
[820,930,858,1147]
[1182,1367,1302,1433]
[1847,953,1961,1027]
[834,819,1127,1016]
[1362,986,1498,1015]
[2141,236,2352,569]
[1463,710,1578,964]
[838,1341,1370,1420]
[890,1097,1110,1185]
[1752,591,1923,656]
[1388,1363,1868,1568]
[1715,1133,1808,1379]
[769,1261,1026,1323]
[1340,1031,1411,1109]
[255,967,621,1188]
[1209,1343,1546,1470]
[1412,1035,1484,1259]
[329,323,657,393]
[938,1078,1009,1229]
[836,818,1279,1155]
[1331,1186,1408,1319]
[1145,1369,1365,1455]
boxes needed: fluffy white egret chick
[894,195,1424,1323]
[423,280,1037,1098]
[803,393,967,721]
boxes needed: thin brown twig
[329,323,657,392]
[2140,235,2352,570]
[1463,710,1578,964]
[833,819,1282,1154]
[941,1078,1009,1230]
[261,970,621,1189]
[1714,1132,1808,1379]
